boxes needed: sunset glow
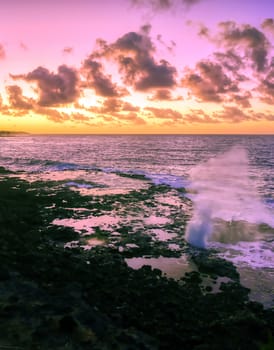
[0,0,273,134]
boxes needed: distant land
[0,131,29,137]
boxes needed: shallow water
[126,255,196,279]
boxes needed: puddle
[52,215,121,234]
[83,238,106,249]
[126,255,196,279]
[150,228,177,241]
[16,169,149,195]
[144,216,171,226]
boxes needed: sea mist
[185,146,274,248]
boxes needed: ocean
[0,134,274,306]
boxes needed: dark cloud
[261,18,274,34]
[182,60,238,102]
[135,59,177,90]
[148,89,182,100]
[131,0,202,11]
[156,34,176,53]
[132,0,172,11]
[82,59,126,97]
[197,24,210,38]
[258,62,274,104]
[217,21,270,72]
[6,85,33,110]
[93,28,177,92]
[213,50,245,77]
[229,91,252,108]
[11,65,80,106]
[0,44,6,60]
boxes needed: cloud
[63,47,73,55]
[213,106,252,123]
[96,108,146,125]
[36,107,70,123]
[6,85,33,110]
[184,109,219,123]
[82,59,126,97]
[11,65,80,106]
[257,62,274,104]
[89,98,140,115]
[145,106,183,121]
[261,18,274,34]
[229,91,252,108]
[213,50,245,76]
[148,88,182,100]
[115,112,147,124]
[135,59,177,90]
[0,44,6,60]
[98,98,123,113]
[184,106,274,124]
[213,106,274,123]
[217,21,270,72]
[35,107,90,124]
[20,42,28,51]
[182,59,238,102]
[253,111,274,121]
[197,23,210,38]
[93,27,177,91]
[131,0,202,11]
[122,101,140,112]
[156,34,176,54]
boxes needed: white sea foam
[65,181,93,189]
[186,146,274,248]
[209,240,274,269]
[145,173,188,189]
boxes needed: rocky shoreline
[0,166,273,349]
[0,131,29,137]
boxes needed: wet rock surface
[0,168,273,349]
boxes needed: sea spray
[186,146,274,248]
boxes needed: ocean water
[1,134,274,305]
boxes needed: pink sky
[0,0,273,133]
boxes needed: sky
[0,0,273,134]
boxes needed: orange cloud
[6,85,33,110]
[146,107,183,121]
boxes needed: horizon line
[1,131,274,136]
